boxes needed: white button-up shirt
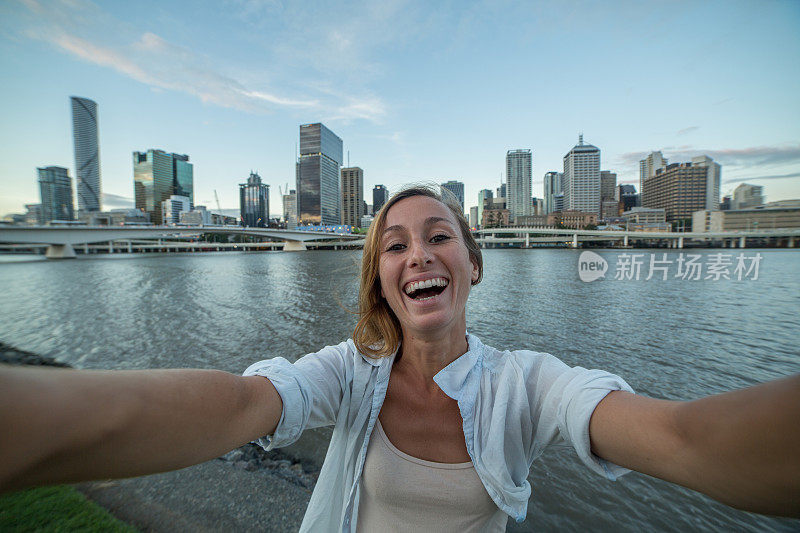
[243,334,633,532]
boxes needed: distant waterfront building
[341,167,364,227]
[71,96,101,213]
[641,156,721,222]
[731,183,764,210]
[133,149,193,225]
[172,154,194,207]
[38,166,74,223]
[283,189,297,228]
[720,196,732,211]
[621,207,666,224]
[543,171,563,214]
[373,185,389,214]
[600,171,617,202]
[477,189,493,229]
[161,195,191,225]
[180,206,211,226]
[24,204,42,225]
[693,205,800,232]
[496,183,506,201]
[441,180,465,213]
[562,135,601,215]
[239,171,269,227]
[548,210,598,229]
[639,151,668,198]
[296,123,343,225]
[601,200,619,220]
[553,192,565,213]
[506,149,533,221]
[360,214,374,228]
[469,206,479,228]
[531,197,543,216]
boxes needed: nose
[407,238,432,268]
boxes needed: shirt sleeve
[530,353,634,480]
[242,341,351,450]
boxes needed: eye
[430,233,451,243]
[386,242,406,252]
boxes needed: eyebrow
[383,216,453,236]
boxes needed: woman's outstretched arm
[589,374,800,517]
[0,364,282,492]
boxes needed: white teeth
[403,277,449,295]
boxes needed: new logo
[578,251,608,282]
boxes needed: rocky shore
[1,341,316,531]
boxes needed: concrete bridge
[0,225,364,258]
[474,227,800,248]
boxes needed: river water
[0,249,798,532]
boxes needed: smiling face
[378,195,479,339]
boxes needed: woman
[1,185,798,531]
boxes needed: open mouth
[403,277,449,301]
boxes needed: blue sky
[1,0,799,218]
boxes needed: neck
[397,316,469,384]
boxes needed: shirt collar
[433,333,483,400]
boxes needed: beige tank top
[356,420,508,532]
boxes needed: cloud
[18,0,384,121]
[676,126,699,136]
[615,144,800,172]
[102,192,134,208]
[723,172,800,184]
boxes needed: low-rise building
[621,207,666,224]
[513,215,549,227]
[692,205,800,232]
[547,210,597,229]
[162,195,192,225]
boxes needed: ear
[470,259,479,284]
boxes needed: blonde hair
[353,184,483,358]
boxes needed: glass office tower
[172,154,194,208]
[296,123,343,225]
[71,96,102,213]
[38,166,74,222]
[240,171,269,227]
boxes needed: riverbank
[0,342,316,532]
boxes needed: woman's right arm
[0,364,282,492]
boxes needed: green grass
[0,486,137,532]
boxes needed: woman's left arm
[589,374,800,517]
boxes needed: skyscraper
[172,154,194,208]
[239,171,269,227]
[283,189,297,227]
[477,189,493,229]
[341,167,364,227]
[732,183,764,209]
[639,151,667,197]
[296,123,343,225]
[506,149,532,221]
[543,171,563,214]
[441,180,465,213]
[133,149,192,225]
[373,185,389,213]
[38,166,74,222]
[641,156,721,221]
[71,96,102,213]
[562,135,601,214]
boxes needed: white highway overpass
[474,227,800,248]
[0,225,364,258]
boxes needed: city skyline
[1,1,798,218]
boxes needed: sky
[1,0,799,218]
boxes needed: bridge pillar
[623,235,628,247]
[283,240,307,252]
[572,234,578,248]
[525,233,530,248]
[739,236,746,248]
[789,236,795,248]
[678,236,684,249]
[108,241,114,253]
[83,243,89,254]
[45,244,77,259]
[128,241,133,253]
